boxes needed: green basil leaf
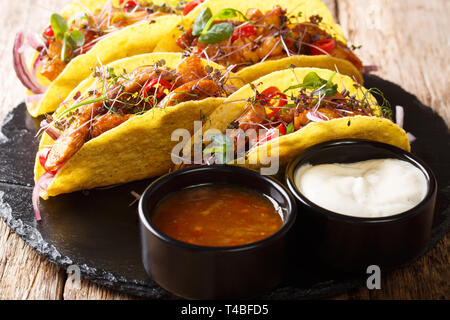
[192,7,212,36]
[214,8,248,22]
[283,72,337,96]
[214,8,239,20]
[50,13,68,40]
[286,122,295,134]
[199,22,234,44]
[67,30,85,48]
[302,72,327,88]
[316,84,338,97]
[282,83,303,92]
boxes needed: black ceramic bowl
[139,165,296,299]
[285,139,437,273]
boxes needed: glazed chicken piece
[44,69,161,170]
[237,103,267,131]
[174,55,208,86]
[40,42,66,81]
[330,44,363,73]
[160,79,221,106]
[44,56,216,170]
[107,68,160,99]
[109,9,149,28]
[91,113,133,138]
[290,23,363,73]
[247,6,284,29]
[45,101,104,171]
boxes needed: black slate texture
[0,75,449,299]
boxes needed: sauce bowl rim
[285,139,437,224]
[139,165,297,252]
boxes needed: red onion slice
[13,31,47,94]
[25,93,44,104]
[306,111,326,123]
[363,65,379,73]
[32,53,44,75]
[96,0,113,27]
[40,119,61,140]
[32,172,54,221]
[395,105,404,128]
[407,132,416,143]
[27,32,45,51]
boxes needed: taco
[154,0,363,85]
[14,0,206,117]
[33,52,237,212]
[186,67,409,170]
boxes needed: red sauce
[151,184,283,247]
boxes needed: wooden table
[0,0,448,300]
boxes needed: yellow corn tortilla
[154,0,363,84]
[35,52,239,199]
[198,67,410,169]
[27,0,186,117]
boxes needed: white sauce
[294,159,428,218]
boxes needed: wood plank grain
[334,0,450,299]
[0,220,65,299]
[0,0,69,300]
[63,278,135,300]
[336,233,450,300]
[336,0,450,124]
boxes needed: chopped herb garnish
[286,122,294,134]
[283,71,337,96]
[192,7,212,36]
[51,13,85,62]
[366,88,392,118]
[194,7,249,44]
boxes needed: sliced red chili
[193,46,207,58]
[123,0,138,11]
[143,78,172,98]
[39,147,58,175]
[258,87,287,109]
[231,25,256,42]
[259,86,287,121]
[183,0,204,16]
[259,87,279,99]
[310,38,335,55]
[277,123,286,135]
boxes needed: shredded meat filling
[43,56,222,171]
[176,6,362,73]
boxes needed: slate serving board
[0,74,449,299]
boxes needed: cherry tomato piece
[183,0,204,16]
[43,25,54,38]
[231,25,256,42]
[123,0,138,11]
[310,38,335,55]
